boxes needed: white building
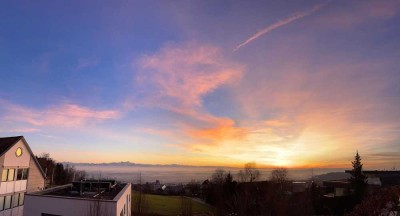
[24,180,131,216]
[0,136,46,216]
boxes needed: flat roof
[29,182,129,201]
[345,170,400,174]
[323,179,350,187]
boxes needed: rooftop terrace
[31,180,127,201]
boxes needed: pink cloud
[222,56,400,166]
[317,0,400,29]
[1,100,120,128]
[135,42,247,146]
[6,127,41,133]
[137,42,243,109]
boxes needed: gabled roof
[0,136,46,179]
[0,136,23,155]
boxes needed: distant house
[345,170,400,187]
[151,180,162,191]
[323,179,351,197]
[24,180,131,216]
[0,136,46,216]
[291,182,308,193]
[322,170,400,197]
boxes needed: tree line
[197,152,399,216]
[201,163,305,216]
[36,152,86,186]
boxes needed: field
[132,193,215,216]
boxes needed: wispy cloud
[132,40,400,168]
[77,57,100,70]
[234,2,328,52]
[0,100,120,128]
[138,42,243,108]
[135,42,247,147]
[315,0,400,29]
[5,127,41,133]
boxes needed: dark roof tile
[0,136,23,155]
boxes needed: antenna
[311,168,314,182]
[312,168,314,178]
[80,179,83,196]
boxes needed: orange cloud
[219,58,400,167]
[128,39,399,168]
[186,117,248,143]
[133,42,247,148]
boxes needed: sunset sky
[1,0,399,168]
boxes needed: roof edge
[19,137,47,179]
[0,136,23,158]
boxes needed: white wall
[114,184,131,216]
[23,195,116,216]
[0,180,27,194]
[24,184,131,216]
[3,140,30,168]
[26,158,45,193]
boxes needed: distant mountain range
[313,172,351,183]
[62,161,231,168]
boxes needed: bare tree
[238,162,260,182]
[211,169,226,184]
[133,172,148,215]
[186,180,201,196]
[238,170,248,182]
[270,168,288,191]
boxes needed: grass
[132,193,215,215]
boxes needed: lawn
[132,193,215,215]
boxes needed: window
[1,170,8,182]
[15,168,28,180]
[4,195,11,209]
[12,194,19,208]
[17,169,23,180]
[7,169,15,182]
[0,196,4,211]
[22,168,29,180]
[19,193,24,206]
[1,168,28,181]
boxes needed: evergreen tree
[350,151,367,202]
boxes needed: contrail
[233,2,329,52]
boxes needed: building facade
[0,136,46,216]
[24,181,131,216]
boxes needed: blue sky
[1,0,400,168]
